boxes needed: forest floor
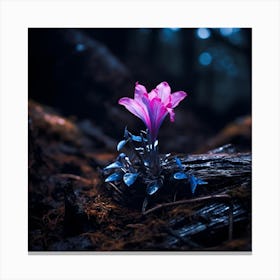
[28,100,251,251]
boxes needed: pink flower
[118,82,187,142]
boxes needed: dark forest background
[28,28,251,154]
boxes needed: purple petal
[149,97,168,141]
[119,82,187,141]
[118,97,151,130]
[167,108,175,122]
[171,91,187,108]
[155,82,171,105]
[134,82,147,101]
[148,89,158,100]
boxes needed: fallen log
[54,148,251,251]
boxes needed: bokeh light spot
[196,28,211,39]
[199,52,212,66]
[76,43,86,52]
[219,28,240,37]
[169,28,181,32]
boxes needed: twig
[142,194,231,215]
[142,197,149,213]
[54,173,92,184]
[108,182,123,195]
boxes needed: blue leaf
[189,175,198,194]
[124,126,129,138]
[117,153,126,160]
[117,140,127,151]
[131,134,142,142]
[147,182,160,195]
[104,161,123,170]
[173,172,188,180]
[189,175,207,194]
[123,173,138,187]
[105,172,123,182]
[175,157,183,170]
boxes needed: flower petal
[148,89,158,100]
[171,91,187,108]
[119,82,187,142]
[134,82,147,101]
[149,97,168,141]
[155,81,172,105]
[118,97,151,130]
[167,107,175,122]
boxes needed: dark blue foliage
[117,140,128,151]
[104,128,148,189]
[124,126,129,138]
[173,172,188,180]
[130,134,142,142]
[173,157,207,194]
[117,153,126,160]
[175,157,184,170]
[105,172,123,183]
[104,161,123,170]
[104,128,208,199]
[189,175,198,194]
[123,172,138,187]
[189,174,208,194]
[146,182,161,195]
